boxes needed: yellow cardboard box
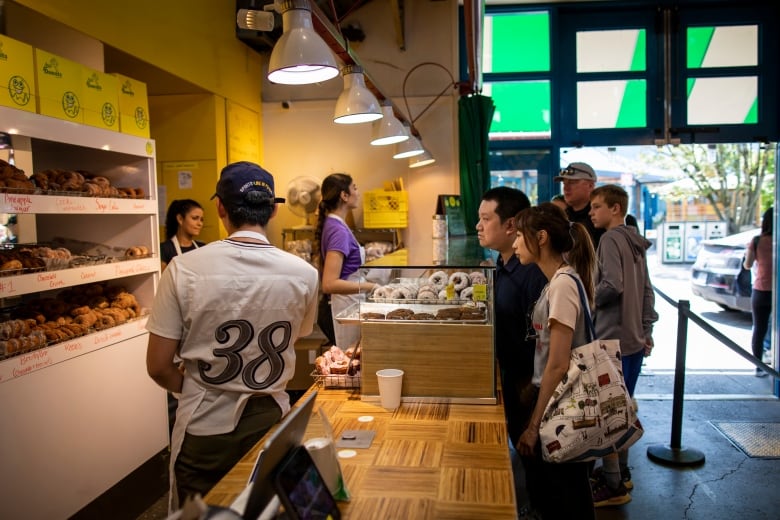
[0,34,36,113]
[82,68,119,131]
[112,73,150,138]
[34,49,84,123]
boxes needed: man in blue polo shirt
[477,187,547,516]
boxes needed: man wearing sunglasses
[554,162,605,248]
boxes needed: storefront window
[577,79,647,129]
[485,81,551,138]
[483,11,550,73]
[576,29,646,73]
[687,25,757,68]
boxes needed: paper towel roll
[304,437,341,495]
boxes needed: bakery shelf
[0,257,159,298]
[0,193,157,215]
[0,316,149,384]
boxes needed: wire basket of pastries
[311,344,361,388]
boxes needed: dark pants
[175,395,282,502]
[751,289,772,360]
[521,385,596,519]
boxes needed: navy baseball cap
[554,162,597,182]
[211,161,285,207]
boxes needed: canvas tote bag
[539,274,644,463]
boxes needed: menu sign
[436,194,467,236]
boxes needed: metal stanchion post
[647,300,706,466]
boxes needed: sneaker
[756,368,769,378]
[591,474,632,507]
[591,465,633,490]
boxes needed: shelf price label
[0,278,16,296]
[2,193,33,213]
[94,198,120,212]
[56,197,88,212]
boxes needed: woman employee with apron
[315,173,378,350]
[161,199,205,270]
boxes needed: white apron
[329,247,367,350]
[172,235,199,256]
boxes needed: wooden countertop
[205,386,516,519]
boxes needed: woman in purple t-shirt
[315,174,378,349]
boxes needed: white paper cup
[376,369,404,409]
[304,437,341,495]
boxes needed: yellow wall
[150,94,225,243]
[12,0,264,112]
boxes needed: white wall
[263,0,462,255]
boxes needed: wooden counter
[205,386,516,519]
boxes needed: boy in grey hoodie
[588,184,658,507]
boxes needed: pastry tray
[335,302,488,324]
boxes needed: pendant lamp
[393,125,425,159]
[333,65,383,124]
[268,0,339,85]
[370,102,409,145]
[409,148,435,168]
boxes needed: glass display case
[343,261,496,405]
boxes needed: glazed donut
[125,247,142,257]
[96,314,116,330]
[1,259,22,271]
[92,176,110,188]
[330,360,349,374]
[390,286,414,300]
[428,270,449,291]
[460,286,475,300]
[438,288,448,299]
[417,289,438,300]
[372,286,390,299]
[448,271,471,292]
[469,271,488,285]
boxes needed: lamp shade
[409,148,435,168]
[333,65,383,124]
[370,103,409,145]
[268,0,339,85]
[393,126,424,159]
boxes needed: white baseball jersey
[146,233,319,436]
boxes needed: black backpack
[736,236,759,297]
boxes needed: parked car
[690,228,760,312]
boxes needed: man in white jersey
[146,161,319,511]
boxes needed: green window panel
[483,11,550,73]
[576,29,646,72]
[577,80,646,129]
[485,81,551,136]
[687,25,757,68]
[687,76,758,124]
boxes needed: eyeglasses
[558,165,593,178]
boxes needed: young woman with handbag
[512,202,597,519]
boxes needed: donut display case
[354,263,496,405]
[0,106,167,519]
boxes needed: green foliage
[647,143,776,234]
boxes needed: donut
[1,259,22,271]
[92,176,110,188]
[372,286,391,300]
[360,312,385,320]
[436,307,462,320]
[461,308,486,320]
[417,289,438,300]
[125,247,142,257]
[386,308,414,320]
[390,286,414,300]
[469,271,487,285]
[448,271,470,291]
[330,360,349,374]
[428,270,449,290]
[438,288,448,299]
[411,312,436,320]
[96,314,116,330]
[460,286,474,300]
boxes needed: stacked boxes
[0,34,36,113]
[112,73,150,138]
[82,68,120,131]
[2,38,148,137]
[34,48,84,123]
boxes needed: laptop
[238,390,319,520]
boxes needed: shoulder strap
[562,273,596,342]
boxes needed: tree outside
[646,143,776,234]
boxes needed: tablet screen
[273,445,341,520]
